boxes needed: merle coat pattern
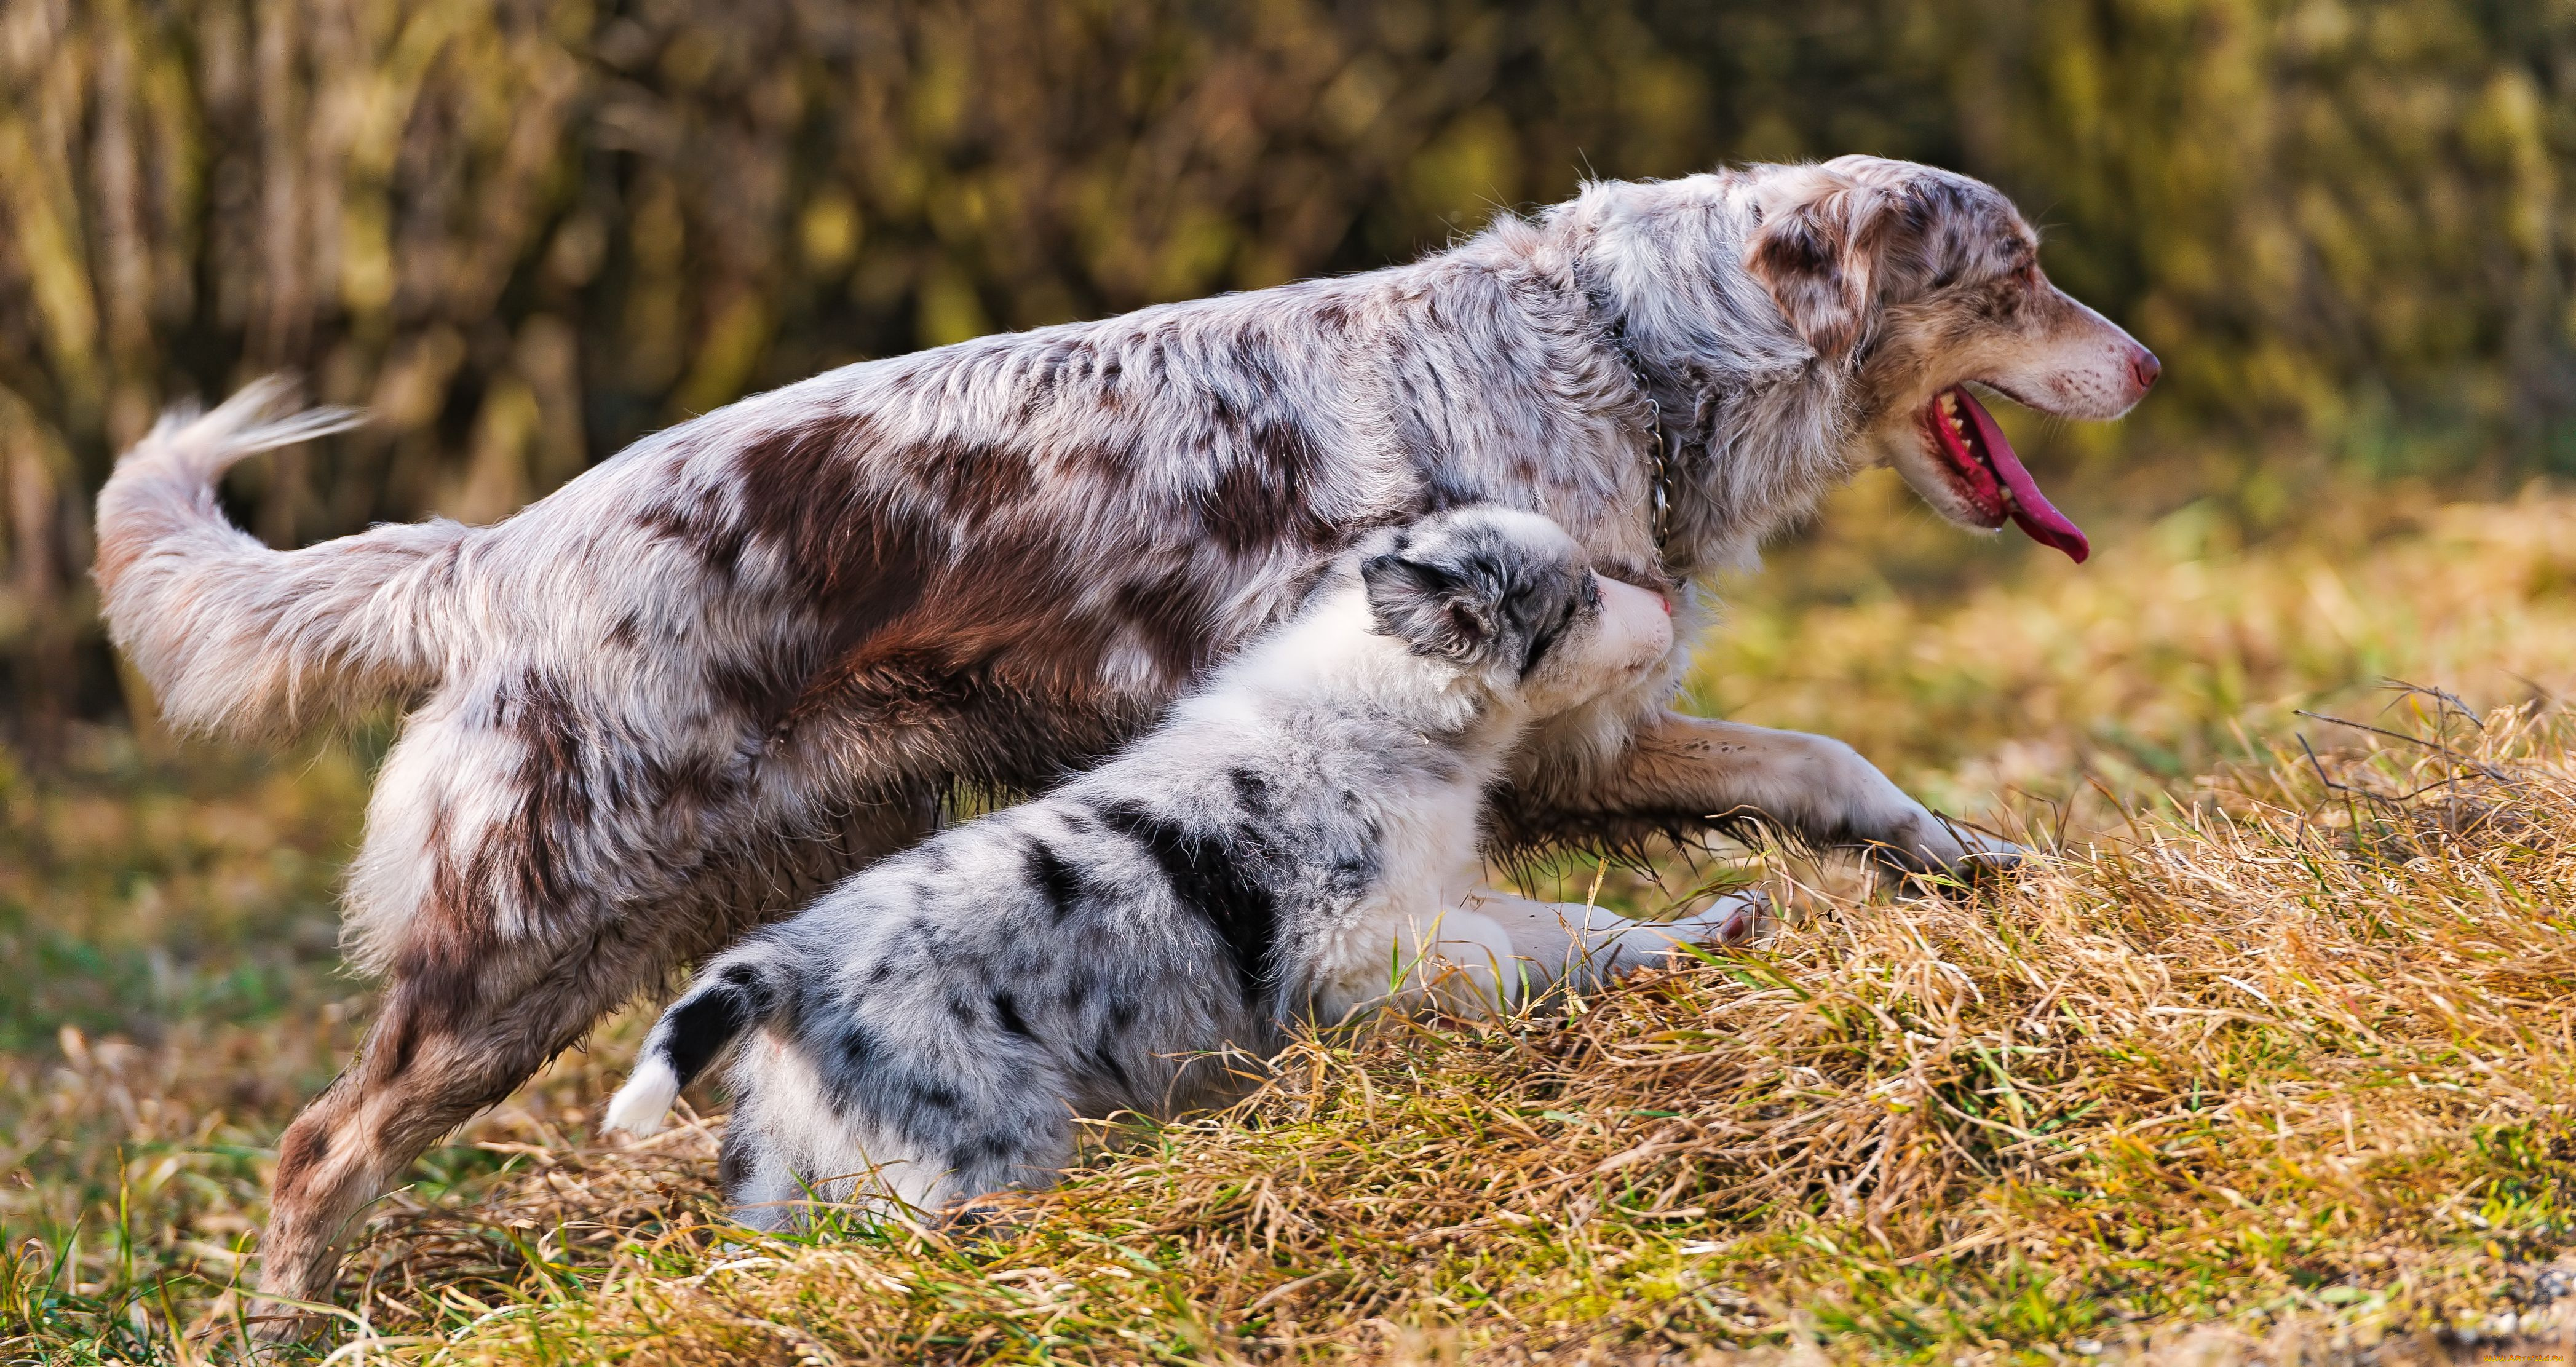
[603,507,1753,1224]
[90,155,2157,1310]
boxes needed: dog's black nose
[2130,349,2162,392]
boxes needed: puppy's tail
[93,378,469,739]
[607,962,781,1136]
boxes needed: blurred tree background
[1,0,2572,744]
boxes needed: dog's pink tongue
[1956,388,2090,563]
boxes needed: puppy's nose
[2129,348,2162,392]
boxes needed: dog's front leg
[1522,710,2019,883]
[1310,905,1527,1024]
[1462,887,1771,990]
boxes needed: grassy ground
[10,469,2576,1363]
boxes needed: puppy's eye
[1520,587,1585,678]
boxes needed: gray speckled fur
[608,506,1729,1224]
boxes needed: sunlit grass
[317,702,2576,1363]
[1695,470,2576,816]
[10,474,2576,1361]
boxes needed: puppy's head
[1742,155,2160,562]
[1360,506,1671,718]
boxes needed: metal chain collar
[1598,306,1676,563]
[1570,251,1687,568]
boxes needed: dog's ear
[1363,549,1499,665]
[1744,165,1907,362]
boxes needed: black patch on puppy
[664,965,773,1088]
[1090,799,1278,1000]
[1023,839,1089,922]
[991,991,1036,1039]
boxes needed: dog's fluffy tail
[93,378,470,739]
[607,963,781,1136]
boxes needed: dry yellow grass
[12,477,2576,1363]
[309,699,2576,1365]
[1698,471,2576,814]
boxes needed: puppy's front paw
[1668,887,1774,949]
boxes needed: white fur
[602,1055,680,1136]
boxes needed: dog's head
[1742,155,2159,561]
[1360,506,1673,718]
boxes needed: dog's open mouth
[1924,386,2090,563]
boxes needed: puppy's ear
[1363,550,1497,664]
[1745,165,1906,362]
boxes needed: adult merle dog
[94,154,2157,1309]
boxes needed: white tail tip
[127,376,367,476]
[604,1055,681,1136]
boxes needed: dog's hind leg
[250,925,665,1326]
[716,1120,809,1234]
[249,788,937,1334]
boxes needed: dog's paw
[1865,817,2026,896]
[1666,887,1775,949]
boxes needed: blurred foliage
[1,0,2572,733]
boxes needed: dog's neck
[1569,271,1683,565]
[1539,174,1868,577]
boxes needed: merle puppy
[604,505,1755,1222]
